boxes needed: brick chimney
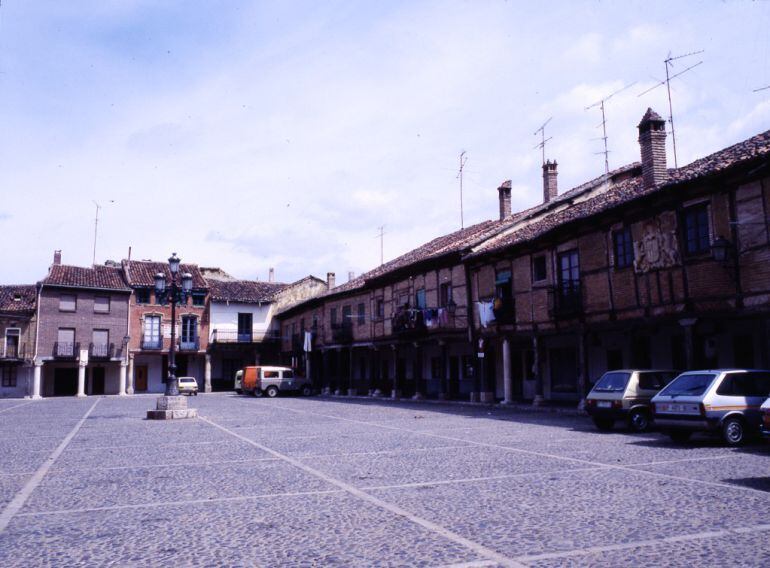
[638,108,667,189]
[53,250,62,265]
[327,272,336,289]
[268,267,275,283]
[543,160,558,203]
[497,180,512,221]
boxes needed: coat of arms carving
[633,213,681,273]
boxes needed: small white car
[177,376,199,396]
[234,370,243,394]
[761,397,770,440]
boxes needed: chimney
[348,271,355,282]
[327,272,336,289]
[268,267,275,283]
[638,108,667,189]
[497,180,512,221]
[53,250,62,265]
[542,160,558,203]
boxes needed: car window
[282,370,294,379]
[592,372,631,392]
[263,370,279,378]
[746,372,770,397]
[659,373,717,397]
[638,373,661,390]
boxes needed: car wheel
[194,391,198,396]
[253,388,263,398]
[668,430,692,443]
[628,409,651,433]
[265,386,279,398]
[592,417,614,431]
[301,384,312,397]
[722,417,746,446]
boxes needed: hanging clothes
[303,330,312,352]
[477,301,495,327]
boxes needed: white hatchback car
[177,376,199,396]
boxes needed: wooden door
[135,366,148,391]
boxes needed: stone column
[334,348,343,395]
[119,361,127,396]
[502,337,513,404]
[412,344,424,400]
[127,355,135,395]
[77,361,87,398]
[204,354,212,393]
[347,347,356,396]
[438,342,448,400]
[31,361,42,399]
[532,335,544,406]
[391,345,401,399]
[577,330,587,411]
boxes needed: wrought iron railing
[89,342,114,359]
[54,341,79,358]
[141,336,163,350]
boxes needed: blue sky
[1,1,769,284]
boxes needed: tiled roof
[471,128,770,257]
[207,279,287,303]
[122,260,208,289]
[41,265,131,291]
[0,285,37,313]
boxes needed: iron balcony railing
[210,329,281,343]
[141,335,163,350]
[54,341,79,358]
[89,342,114,359]
[178,338,200,351]
[392,306,456,336]
[1,342,26,360]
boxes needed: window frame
[93,295,111,314]
[613,227,635,269]
[532,255,547,283]
[1,366,17,387]
[59,293,77,312]
[682,203,711,256]
[357,303,366,326]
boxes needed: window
[94,296,110,313]
[237,313,252,341]
[342,305,352,327]
[613,227,634,269]
[439,282,453,307]
[1,366,17,387]
[92,329,109,346]
[59,294,76,312]
[415,288,426,310]
[532,256,547,282]
[557,250,581,311]
[398,294,409,308]
[682,204,710,255]
[376,299,384,319]
[181,316,197,343]
[717,372,770,397]
[263,370,279,379]
[4,328,20,358]
[495,270,512,301]
[192,292,206,307]
[56,328,75,356]
[357,303,365,325]
[135,289,151,304]
[330,308,337,326]
[282,370,294,379]
[143,315,161,348]
[638,372,676,391]
[312,315,318,331]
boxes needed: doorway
[91,367,105,395]
[135,365,148,391]
[53,368,78,396]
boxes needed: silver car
[651,369,770,445]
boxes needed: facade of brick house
[0,285,37,398]
[122,259,210,394]
[465,109,770,405]
[35,257,131,397]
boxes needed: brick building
[36,254,131,397]
[122,259,210,394]
[0,285,37,398]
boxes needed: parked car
[177,376,199,396]
[585,370,677,432]
[761,397,770,440]
[240,366,312,398]
[651,369,770,445]
[234,369,243,394]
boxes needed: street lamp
[154,253,193,397]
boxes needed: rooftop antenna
[533,117,553,165]
[456,151,468,229]
[585,82,637,174]
[92,199,115,266]
[638,50,704,168]
[753,85,770,93]
[375,225,386,266]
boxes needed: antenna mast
[376,225,385,266]
[754,85,770,93]
[638,50,703,168]
[457,151,468,229]
[585,82,636,174]
[92,201,101,266]
[533,117,553,165]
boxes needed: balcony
[89,342,115,359]
[178,338,200,351]
[331,322,353,344]
[393,307,456,336]
[1,342,26,360]
[54,342,79,359]
[210,329,281,344]
[551,285,583,318]
[141,336,163,350]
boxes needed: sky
[1,0,769,285]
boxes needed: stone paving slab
[1,493,480,567]
[0,449,57,475]
[0,475,30,509]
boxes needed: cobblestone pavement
[0,394,769,567]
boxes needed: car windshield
[592,372,631,392]
[659,373,717,397]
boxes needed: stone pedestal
[147,395,198,420]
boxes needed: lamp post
[154,253,193,397]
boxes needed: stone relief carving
[633,213,681,273]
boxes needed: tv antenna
[533,117,552,165]
[585,82,636,174]
[92,200,115,265]
[638,50,704,168]
[754,85,770,93]
[457,151,468,229]
[375,225,386,266]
